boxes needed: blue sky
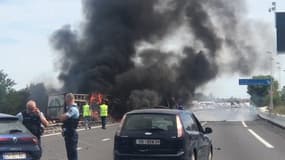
[0,0,82,88]
[0,0,284,98]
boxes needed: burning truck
[46,93,104,120]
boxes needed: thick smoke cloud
[51,0,267,117]
[27,83,59,114]
[128,89,161,110]
[28,83,48,113]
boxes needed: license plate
[3,152,27,159]
[136,139,160,145]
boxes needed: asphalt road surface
[41,105,285,160]
[41,124,117,160]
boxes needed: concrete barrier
[258,109,285,129]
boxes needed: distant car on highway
[231,103,241,108]
[0,113,41,160]
[114,109,213,160]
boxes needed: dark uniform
[62,104,79,160]
[22,111,43,138]
[20,111,43,158]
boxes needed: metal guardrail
[43,120,114,135]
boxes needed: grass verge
[273,106,285,115]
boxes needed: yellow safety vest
[82,104,91,117]
[100,104,108,117]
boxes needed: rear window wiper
[9,129,23,134]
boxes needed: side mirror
[204,127,212,134]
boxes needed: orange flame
[90,92,103,104]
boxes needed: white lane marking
[242,121,248,128]
[201,122,207,126]
[42,123,118,138]
[248,129,274,149]
[77,126,101,132]
[102,138,111,142]
[77,147,83,151]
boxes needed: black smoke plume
[27,83,58,114]
[128,89,161,110]
[51,0,266,118]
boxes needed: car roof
[127,108,193,115]
[0,113,18,120]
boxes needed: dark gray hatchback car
[0,113,41,160]
[114,109,213,160]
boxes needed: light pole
[267,51,274,113]
[276,62,281,88]
[267,2,277,114]
[283,69,285,88]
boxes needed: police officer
[59,93,79,160]
[99,100,108,129]
[82,101,91,130]
[16,100,49,158]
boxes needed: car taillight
[19,137,38,144]
[0,137,10,142]
[116,114,127,136]
[176,115,183,138]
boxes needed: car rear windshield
[0,120,30,134]
[123,113,177,132]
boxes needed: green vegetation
[247,75,279,107]
[272,105,285,115]
[247,75,285,115]
[0,70,30,114]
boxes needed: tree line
[1,70,285,115]
[247,75,285,107]
[0,70,48,115]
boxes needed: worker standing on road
[59,93,79,160]
[16,100,49,158]
[82,101,92,130]
[99,100,108,129]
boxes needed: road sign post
[239,78,273,115]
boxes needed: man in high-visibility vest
[99,100,108,129]
[82,102,92,130]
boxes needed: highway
[41,105,285,160]
[41,124,117,160]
